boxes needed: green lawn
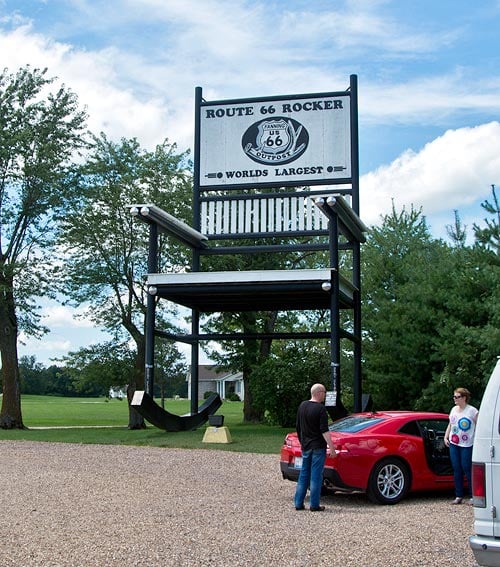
[0,395,291,454]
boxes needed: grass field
[0,395,291,454]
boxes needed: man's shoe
[451,497,463,505]
[310,506,325,512]
[295,505,305,510]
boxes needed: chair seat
[148,269,356,312]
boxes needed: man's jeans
[294,448,326,509]
[449,443,473,498]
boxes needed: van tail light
[471,462,486,508]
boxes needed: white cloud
[18,334,71,353]
[40,305,95,329]
[17,301,108,363]
[0,22,173,148]
[360,121,500,226]
[2,4,500,154]
[360,72,500,125]
[279,4,459,55]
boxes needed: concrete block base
[202,426,232,444]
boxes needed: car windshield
[328,415,385,433]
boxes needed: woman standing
[444,387,479,504]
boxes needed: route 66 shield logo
[242,117,309,165]
[258,119,291,155]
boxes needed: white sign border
[198,91,352,189]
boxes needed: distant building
[187,364,244,401]
[108,387,126,399]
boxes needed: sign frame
[194,87,356,192]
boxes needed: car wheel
[366,458,410,505]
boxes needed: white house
[108,387,126,399]
[187,365,244,401]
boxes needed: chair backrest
[199,191,329,239]
[193,188,365,261]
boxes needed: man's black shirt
[296,400,329,452]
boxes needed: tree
[19,355,107,397]
[19,355,48,395]
[153,340,188,405]
[207,310,269,422]
[471,184,500,380]
[361,204,449,409]
[362,201,499,412]
[474,185,500,259]
[415,242,495,410]
[57,134,192,428]
[415,189,499,411]
[0,66,87,428]
[446,210,467,247]
[61,341,137,398]
[249,340,331,427]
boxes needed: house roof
[192,364,242,382]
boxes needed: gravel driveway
[0,440,479,567]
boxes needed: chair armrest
[129,204,208,249]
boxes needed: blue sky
[1,0,499,364]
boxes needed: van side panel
[473,359,500,540]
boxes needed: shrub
[249,347,329,427]
[203,390,218,399]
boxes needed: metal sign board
[325,390,338,407]
[198,92,351,188]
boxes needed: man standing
[294,383,335,511]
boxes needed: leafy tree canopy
[56,134,193,427]
[0,65,87,428]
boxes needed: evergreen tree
[362,200,499,412]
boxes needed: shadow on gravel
[320,489,456,509]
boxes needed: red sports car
[280,411,455,504]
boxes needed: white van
[470,358,500,567]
